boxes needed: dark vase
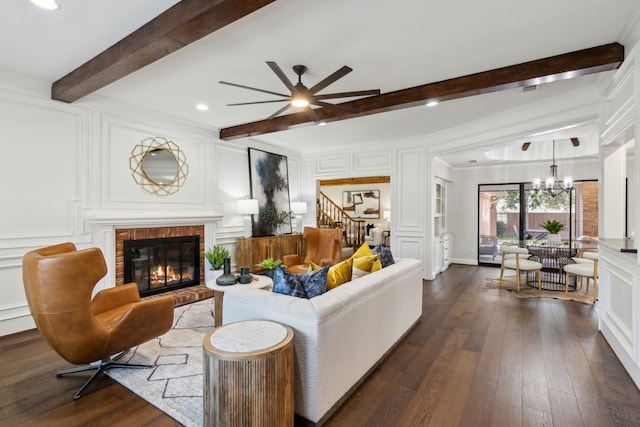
[216,257,237,286]
[264,269,275,279]
[239,266,252,284]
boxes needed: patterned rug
[106,299,214,427]
[484,273,595,305]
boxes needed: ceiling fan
[219,61,381,122]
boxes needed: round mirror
[142,148,179,185]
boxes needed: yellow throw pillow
[310,258,353,290]
[353,242,373,258]
[352,255,382,279]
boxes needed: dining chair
[564,251,599,302]
[499,245,543,292]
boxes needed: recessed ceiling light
[195,103,208,111]
[317,121,327,126]
[425,100,439,107]
[30,0,61,10]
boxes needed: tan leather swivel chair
[22,242,175,400]
[283,227,342,273]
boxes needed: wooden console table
[203,320,294,427]
[236,235,305,273]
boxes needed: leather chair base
[57,350,151,400]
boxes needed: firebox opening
[123,235,200,297]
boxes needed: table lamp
[290,202,308,233]
[237,199,259,238]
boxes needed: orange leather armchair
[22,242,175,399]
[283,227,342,273]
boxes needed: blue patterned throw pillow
[298,265,329,298]
[272,265,329,299]
[372,244,395,268]
[273,266,306,298]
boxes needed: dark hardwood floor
[2,265,640,426]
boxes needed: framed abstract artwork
[248,148,292,237]
[342,190,380,219]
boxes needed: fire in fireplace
[123,235,200,297]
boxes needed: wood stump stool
[203,320,294,427]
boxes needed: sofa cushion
[310,257,353,290]
[273,265,330,299]
[371,244,395,268]
[352,255,382,279]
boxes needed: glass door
[479,181,598,266]
[478,184,520,265]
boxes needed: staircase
[317,191,366,248]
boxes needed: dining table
[522,240,598,291]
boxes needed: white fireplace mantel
[85,210,224,294]
[85,210,224,229]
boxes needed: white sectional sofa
[222,257,423,426]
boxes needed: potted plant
[256,257,282,279]
[540,219,565,243]
[205,245,229,281]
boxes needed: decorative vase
[547,233,561,244]
[239,266,252,284]
[206,268,223,283]
[216,257,237,286]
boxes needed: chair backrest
[582,251,599,261]
[22,242,110,364]
[501,245,528,255]
[302,227,343,266]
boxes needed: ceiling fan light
[291,98,309,108]
[30,0,60,10]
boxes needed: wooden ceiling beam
[51,0,277,103]
[220,43,624,140]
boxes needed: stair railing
[317,191,366,248]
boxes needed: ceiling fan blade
[219,81,290,98]
[309,66,352,94]
[312,100,359,114]
[266,61,297,93]
[267,104,293,120]
[304,106,320,122]
[314,89,381,100]
[227,99,290,106]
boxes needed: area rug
[484,274,595,305]
[106,299,214,427]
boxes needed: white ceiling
[2,0,639,166]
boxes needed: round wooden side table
[203,320,294,427]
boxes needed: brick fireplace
[85,211,223,305]
[115,225,205,287]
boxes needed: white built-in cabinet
[434,179,451,275]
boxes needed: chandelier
[532,140,573,196]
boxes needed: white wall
[0,76,303,337]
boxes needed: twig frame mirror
[130,137,188,196]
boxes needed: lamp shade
[237,199,259,215]
[383,210,391,220]
[290,202,308,215]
